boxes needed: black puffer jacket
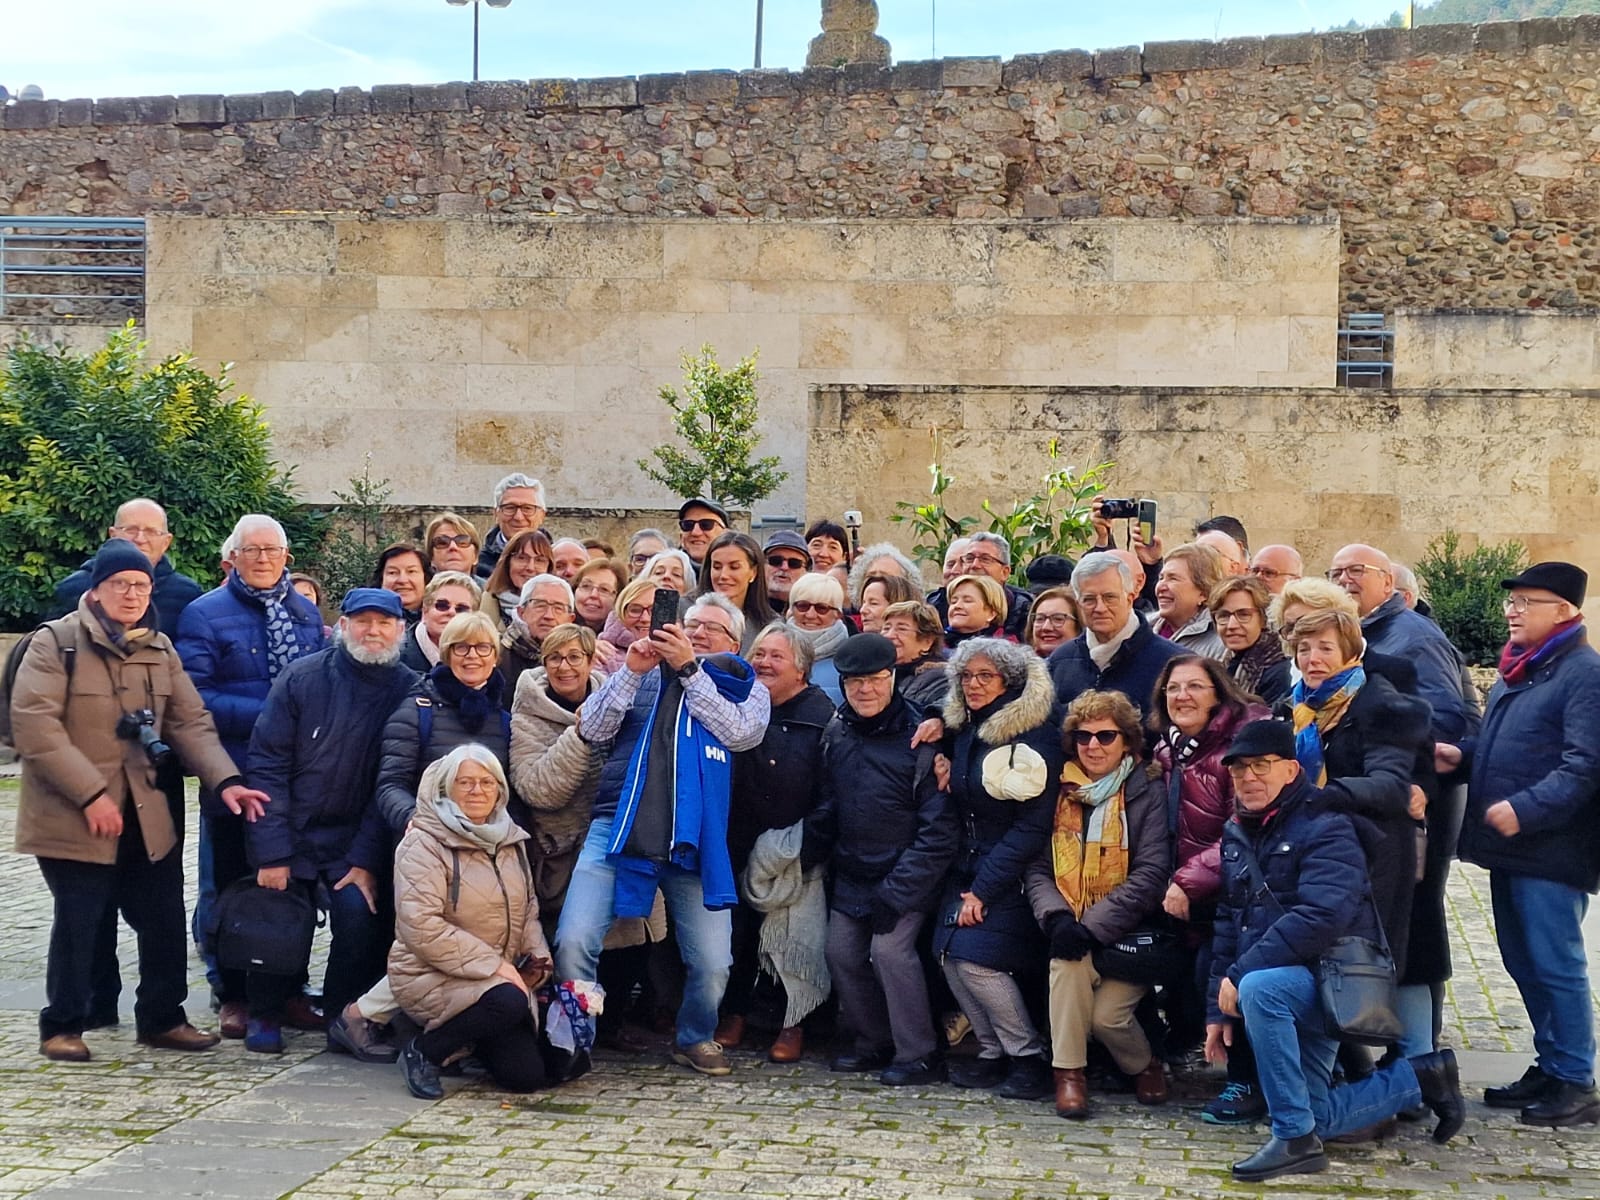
[933,643,1068,973]
[802,694,957,921]
[729,684,835,873]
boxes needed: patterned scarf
[238,573,297,679]
[1163,723,1204,767]
[1228,634,1286,697]
[1291,663,1365,786]
[1052,757,1135,918]
[1499,616,1585,686]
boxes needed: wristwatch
[675,658,701,681]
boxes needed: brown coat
[11,599,240,865]
[388,758,552,1030]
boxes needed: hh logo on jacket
[703,745,728,765]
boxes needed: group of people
[9,480,1599,1183]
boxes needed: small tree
[1416,530,1528,667]
[637,345,787,508]
[294,456,405,605]
[0,323,305,627]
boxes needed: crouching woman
[1207,720,1464,1184]
[391,744,553,1099]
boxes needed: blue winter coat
[244,646,420,880]
[1208,771,1382,1025]
[1046,620,1188,718]
[174,573,326,815]
[1361,594,1474,742]
[1457,632,1600,892]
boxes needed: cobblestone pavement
[1,778,1598,1199]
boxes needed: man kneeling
[1206,720,1465,1183]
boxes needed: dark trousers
[417,982,547,1093]
[37,815,189,1040]
[246,874,390,1020]
[826,909,937,1063]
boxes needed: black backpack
[209,879,318,977]
[0,622,76,753]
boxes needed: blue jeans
[1239,965,1423,1140]
[1491,871,1596,1089]
[554,818,731,1049]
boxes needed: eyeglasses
[511,552,550,565]
[679,518,723,533]
[111,524,167,541]
[790,601,837,616]
[1249,566,1298,582]
[683,620,733,637]
[842,671,893,688]
[544,652,590,669]
[1164,682,1216,697]
[576,580,617,597]
[1226,758,1282,778]
[237,545,288,561]
[629,552,657,566]
[100,578,153,596]
[1503,595,1566,613]
[1076,593,1123,609]
[449,642,497,658]
[623,603,652,620]
[1215,608,1259,626]
[454,777,498,794]
[498,503,544,517]
[961,553,1006,568]
[959,670,1001,686]
[431,599,475,615]
[521,599,572,613]
[1033,613,1075,628]
[1071,729,1122,747]
[431,534,474,549]
[766,555,807,570]
[1326,564,1387,581]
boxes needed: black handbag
[209,879,317,977]
[1095,918,1189,987]
[1236,839,1401,1047]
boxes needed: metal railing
[1337,311,1394,387]
[0,216,146,318]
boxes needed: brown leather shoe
[713,1014,746,1050]
[768,1025,804,1063]
[1134,1057,1169,1105]
[137,1022,221,1051]
[1054,1067,1090,1119]
[41,1034,90,1062]
[218,1000,248,1040]
[283,993,327,1031]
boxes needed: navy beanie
[89,539,155,589]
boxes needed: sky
[6,1,1410,101]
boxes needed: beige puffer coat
[11,599,240,865]
[388,757,551,1030]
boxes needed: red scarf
[1498,616,1585,685]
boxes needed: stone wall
[1395,308,1600,387]
[6,19,1600,313]
[808,382,1600,575]
[143,214,1337,509]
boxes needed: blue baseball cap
[340,587,405,618]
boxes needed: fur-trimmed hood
[943,638,1057,746]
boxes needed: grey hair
[1071,551,1134,597]
[439,743,509,804]
[945,636,1037,694]
[550,537,588,556]
[231,513,288,549]
[752,620,814,677]
[629,528,668,553]
[687,591,746,644]
[517,573,574,607]
[1392,561,1420,600]
[968,531,1012,565]
[943,537,973,566]
[492,473,545,509]
[644,549,696,586]
[219,531,237,562]
[846,542,922,605]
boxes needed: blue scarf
[1291,664,1365,787]
[236,572,297,680]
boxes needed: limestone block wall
[142,214,1338,510]
[1395,309,1600,388]
[808,383,1600,574]
[7,19,1600,314]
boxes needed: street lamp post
[444,0,513,83]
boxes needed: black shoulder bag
[1235,835,1402,1048]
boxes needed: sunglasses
[679,518,722,532]
[790,601,837,615]
[431,599,475,615]
[431,534,474,549]
[1071,729,1122,747]
[766,555,807,570]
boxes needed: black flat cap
[1501,561,1587,609]
[833,631,896,677]
[1222,719,1297,765]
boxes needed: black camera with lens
[1099,499,1139,520]
[116,709,174,769]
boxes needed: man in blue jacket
[239,589,417,1054]
[1441,561,1600,1127]
[175,514,326,1037]
[556,593,769,1078]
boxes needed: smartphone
[650,589,678,632]
[1138,499,1158,547]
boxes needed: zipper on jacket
[489,852,513,958]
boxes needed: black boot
[1231,1133,1327,1183]
[948,1055,1010,1089]
[994,1052,1053,1101]
[1521,1080,1600,1128]
[1485,1064,1557,1109]
[1408,1049,1465,1144]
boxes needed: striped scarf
[1052,757,1135,918]
[1291,663,1364,786]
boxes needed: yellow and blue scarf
[1291,663,1364,786]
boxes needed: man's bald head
[1109,549,1145,592]
[1329,543,1394,617]
[1196,529,1247,575]
[109,498,172,566]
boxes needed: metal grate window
[0,217,146,320]
[1337,311,1393,387]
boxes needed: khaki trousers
[1048,956,1152,1073]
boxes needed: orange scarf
[1052,759,1132,918]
